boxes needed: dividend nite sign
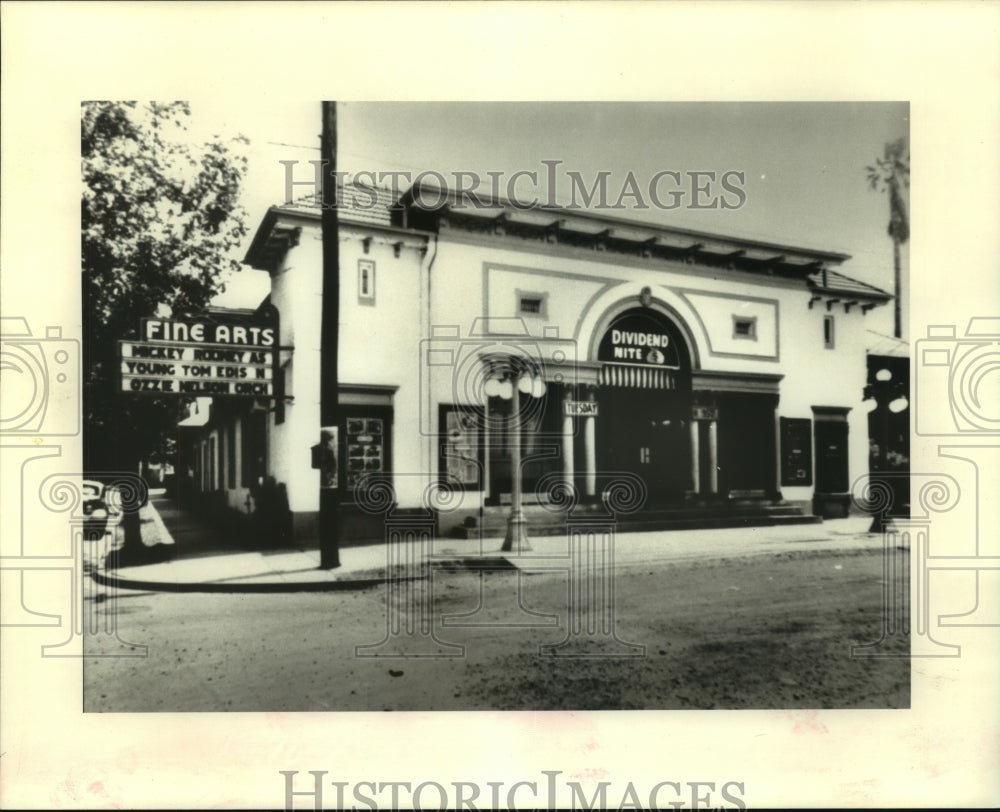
[119,313,278,397]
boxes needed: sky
[193,101,909,337]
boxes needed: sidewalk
[96,494,884,593]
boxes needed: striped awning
[599,364,677,389]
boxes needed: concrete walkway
[96,494,885,593]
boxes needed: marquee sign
[597,309,683,369]
[119,309,279,398]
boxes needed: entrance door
[814,420,849,494]
[599,388,690,507]
[812,414,851,518]
[716,392,779,497]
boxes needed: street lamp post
[488,360,545,554]
[866,366,909,533]
[502,369,528,553]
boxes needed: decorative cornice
[692,369,784,394]
[401,183,852,280]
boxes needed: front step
[614,513,822,533]
[450,501,821,538]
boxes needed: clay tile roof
[278,185,400,227]
[866,329,909,357]
[807,268,891,299]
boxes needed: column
[689,419,700,494]
[43,524,149,658]
[707,419,718,494]
[539,523,644,658]
[539,474,646,658]
[562,388,575,490]
[851,518,961,658]
[37,474,150,658]
[482,394,491,496]
[938,447,1000,626]
[584,387,597,498]
[354,487,463,658]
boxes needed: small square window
[358,259,375,305]
[732,315,757,340]
[516,290,548,318]
[824,315,835,349]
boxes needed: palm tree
[867,138,910,339]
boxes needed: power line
[266,141,319,150]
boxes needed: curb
[90,568,418,594]
[92,554,536,593]
[91,543,887,594]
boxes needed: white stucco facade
[185,184,890,543]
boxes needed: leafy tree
[82,101,249,473]
[866,137,910,339]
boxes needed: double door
[599,389,691,506]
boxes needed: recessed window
[516,290,548,318]
[345,416,385,492]
[824,315,835,349]
[732,315,758,340]
[274,363,287,425]
[227,422,236,487]
[358,259,375,305]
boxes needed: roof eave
[400,182,852,267]
[243,206,282,270]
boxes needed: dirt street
[85,546,908,711]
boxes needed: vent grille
[599,365,676,389]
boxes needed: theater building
[181,183,891,543]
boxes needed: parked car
[81,479,109,541]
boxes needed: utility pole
[319,101,340,569]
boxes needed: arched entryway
[593,306,694,507]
